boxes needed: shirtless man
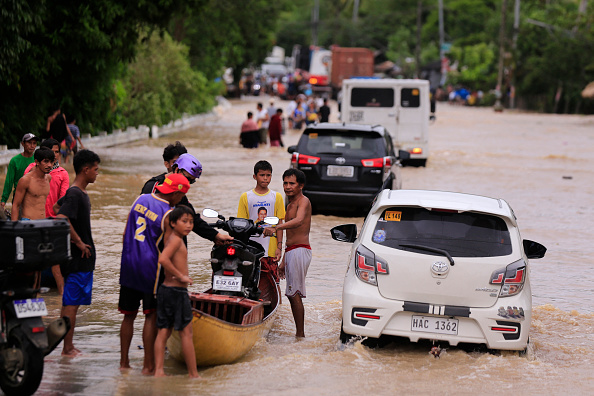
[11,147,55,221]
[264,169,312,337]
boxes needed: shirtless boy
[11,147,55,221]
[154,205,199,378]
[264,169,312,337]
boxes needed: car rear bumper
[342,275,531,351]
[304,189,377,207]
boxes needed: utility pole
[510,0,520,109]
[494,0,508,112]
[438,0,446,85]
[312,0,319,47]
[352,0,360,46]
[415,1,422,78]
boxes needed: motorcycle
[0,213,71,396]
[202,209,278,300]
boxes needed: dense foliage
[118,32,222,128]
[275,0,594,113]
[1,0,593,148]
[0,0,284,148]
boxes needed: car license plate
[411,315,459,335]
[213,275,242,292]
[327,165,354,177]
[13,298,48,319]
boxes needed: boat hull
[167,271,280,366]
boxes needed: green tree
[0,0,188,148]
[118,32,221,127]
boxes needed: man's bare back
[161,233,191,288]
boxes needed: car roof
[374,189,517,223]
[304,123,387,136]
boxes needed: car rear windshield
[371,207,512,257]
[299,130,384,157]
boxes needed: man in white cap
[1,133,38,210]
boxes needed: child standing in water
[154,205,199,378]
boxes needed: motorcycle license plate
[411,315,458,336]
[213,275,242,292]
[327,165,354,177]
[13,298,48,318]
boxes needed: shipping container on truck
[308,47,374,97]
[340,78,431,167]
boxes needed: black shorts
[156,285,193,331]
[118,285,157,315]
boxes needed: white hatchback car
[331,190,546,351]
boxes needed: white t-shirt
[256,109,269,129]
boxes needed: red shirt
[269,114,282,141]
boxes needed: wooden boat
[167,270,281,366]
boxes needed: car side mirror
[523,239,547,259]
[287,145,297,154]
[398,150,410,161]
[330,224,358,243]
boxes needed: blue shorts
[63,271,93,306]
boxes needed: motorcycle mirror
[264,216,279,226]
[202,208,219,218]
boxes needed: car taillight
[355,245,389,286]
[291,153,298,168]
[227,246,236,256]
[361,156,391,172]
[298,154,320,165]
[490,259,526,297]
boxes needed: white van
[340,78,431,166]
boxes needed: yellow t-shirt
[237,189,285,257]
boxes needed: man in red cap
[118,173,190,374]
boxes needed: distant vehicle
[287,123,409,213]
[331,189,547,352]
[261,63,288,78]
[308,47,374,97]
[340,78,431,166]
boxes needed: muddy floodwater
[2,98,593,395]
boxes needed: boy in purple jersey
[118,173,190,375]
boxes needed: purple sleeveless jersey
[120,193,172,294]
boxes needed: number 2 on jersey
[134,217,146,242]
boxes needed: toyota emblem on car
[431,261,449,275]
[335,157,346,165]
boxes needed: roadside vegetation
[1,0,593,148]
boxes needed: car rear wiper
[399,243,455,266]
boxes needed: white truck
[340,78,432,166]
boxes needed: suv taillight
[291,153,298,168]
[298,154,320,165]
[490,259,526,297]
[361,157,391,172]
[355,245,389,286]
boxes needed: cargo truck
[308,47,374,97]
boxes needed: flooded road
[3,98,594,395]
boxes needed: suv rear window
[299,130,384,157]
[350,88,394,107]
[371,207,512,257]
